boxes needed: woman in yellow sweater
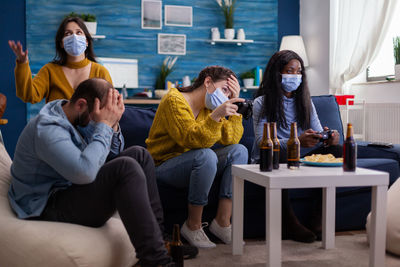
[8,16,112,103]
[146,66,248,248]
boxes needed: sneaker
[180,221,216,248]
[209,219,232,244]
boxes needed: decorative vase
[84,21,97,35]
[211,27,220,40]
[224,28,235,40]
[395,64,400,80]
[243,78,254,88]
[237,28,245,40]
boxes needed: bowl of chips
[301,154,343,167]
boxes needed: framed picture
[158,33,186,55]
[141,0,162,29]
[165,5,193,27]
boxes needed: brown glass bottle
[287,122,300,169]
[270,122,280,169]
[343,123,357,172]
[170,224,184,267]
[260,123,273,172]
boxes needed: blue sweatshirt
[8,99,124,219]
[251,95,323,163]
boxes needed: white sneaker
[181,221,216,248]
[209,219,232,244]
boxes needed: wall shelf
[92,35,106,39]
[209,39,254,46]
[242,85,259,92]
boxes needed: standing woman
[146,66,248,248]
[251,50,341,243]
[8,16,112,103]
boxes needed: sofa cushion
[0,143,137,267]
[311,95,344,144]
[357,141,400,165]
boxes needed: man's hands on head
[91,89,125,129]
[210,97,244,122]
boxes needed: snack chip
[304,154,343,163]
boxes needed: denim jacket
[8,100,124,219]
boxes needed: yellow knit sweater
[146,88,244,165]
[15,58,112,103]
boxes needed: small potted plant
[155,56,178,98]
[394,36,400,80]
[81,13,97,35]
[66,12,97,35]
[216,0,237,40]
[240,70,255,88]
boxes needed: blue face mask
[63,34,87,57]
[205,87,229,110]
[281,74,302,93]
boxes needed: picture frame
[165,5,193,27]
[157,33,186,55]
[141,0,162,29]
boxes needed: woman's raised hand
[227,75,241,99]
[8,40,28,63]
[210,97,244,122]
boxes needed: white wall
[300,0,330,96]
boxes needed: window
[367,7,400,81]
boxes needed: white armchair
[0,143,138,267]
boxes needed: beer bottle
[287,122,300,169]
[343,123,357,172]
[170,224,184,267]
[270,122,280,169]
[260,123,273,171]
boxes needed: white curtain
[330,0,399,94]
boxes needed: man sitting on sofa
[8,78,176,267]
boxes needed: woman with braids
[8,16,112,103]
[251,50,341,243]
[146,66,248,248]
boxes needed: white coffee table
[232,164,388,267]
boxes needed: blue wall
[0,0,299,157]
[0,0,27,157]
[26,0,278,87]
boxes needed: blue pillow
[311,95,344,144]
[120,106,156,149]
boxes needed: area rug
[185,233,400,266]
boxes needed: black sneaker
[164,233,199,259]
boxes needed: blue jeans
[156,144,248,206]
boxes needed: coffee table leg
[369,185,387,267]
[232,175,244,255]
[266,188,281,267]
[322,187,335,249]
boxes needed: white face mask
[281,74,302,92]
[204,87,229,110]
[63,34,87,57]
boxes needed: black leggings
[37,146,169,265]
